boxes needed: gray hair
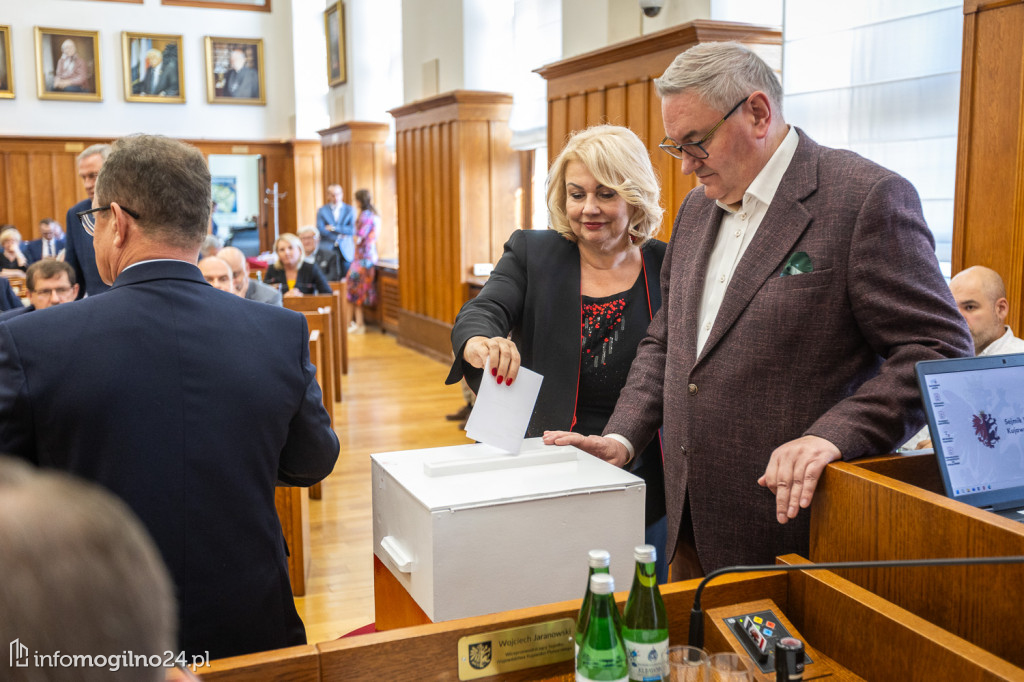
[546,124,663,245]
[654,42,783,115]
[76,143,111,165]
[297,225,319,239]
[96,134,211,251]
[0,457,175,682]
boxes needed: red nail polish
[496,375,503,384]
[491,368,497,376]
[505,378,513,386]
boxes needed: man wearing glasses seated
[0,260,78,321]
[0,134,340,661]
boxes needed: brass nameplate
[457,618,574,680]
[230,145,249,154]
[64,142,85,152]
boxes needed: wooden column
[953,0,1024,331]
[318,121,396,260]
[388,91,519,361]
[535,20,781,242]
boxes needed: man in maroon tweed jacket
[546,42,973,576]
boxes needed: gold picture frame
[0,26,13,99]
[162,0,270,11]
[323,1,346,86]
[204,36,265,105]
[122,32,185,103]
[35,27,102,101]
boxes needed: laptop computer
[916,353,1024,523]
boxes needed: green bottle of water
[622,545,669,681]
[577,573,628,682]
[575,549,611,660]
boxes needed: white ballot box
[371,437,645,622]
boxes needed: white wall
[0,0,316,140]
[401,0,464,103]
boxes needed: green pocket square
[780,251,813,277]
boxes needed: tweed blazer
[604,129,973,572]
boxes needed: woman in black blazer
[446,125,669,579]
[264,233,331,296]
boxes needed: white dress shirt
[696,126,799,355]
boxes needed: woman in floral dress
[346,188,379,333]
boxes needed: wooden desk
[814,456,1024,667]
[285,294,345,397]
[196,561,1023,680]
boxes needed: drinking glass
[708,652,754,681]
[667,645,710,681]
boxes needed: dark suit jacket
[604,129,973,572]
[65,197,110,298]
[309,244,343,281]
[263,261,332,295]
[0,260,339,659]
[316,203,356,263]
[0,279,23,312]
[224,66,259,98]
[446,229,667,522]
[23,237,66,263]
[0,304,32,321]
[134,63,179,96]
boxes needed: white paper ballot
[465,359,543,454]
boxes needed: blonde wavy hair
[546,125,662,245]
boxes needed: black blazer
[446,229,667,521]
[0,260,339,659]
[264,261,332,295]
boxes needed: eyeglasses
[30,286,74,298]
[659,96,750,160]
[76,204,140,236]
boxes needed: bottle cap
[634,544,656,563]
[588,549,611,568]
[590,573,615,594]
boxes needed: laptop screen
[917,353,1024,511]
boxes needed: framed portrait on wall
[0,26,13,98]
[162,0,269,11]
[323,2,346,86]
[122,32,185,103]
[205,36,265,105]
[35,27,102,101]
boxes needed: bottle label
[622,638,668,681]
[577,674,628,682]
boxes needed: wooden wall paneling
[586,89,605,125]
[389,91,517,361]
[567,94,587,136]
[289,140,322,231]
[549,97,568,156]
[489,120,519,272]
[7,154,30,235]
[953,0,1024,333]
[536,20,782,239]
[51,154,78,226]
[605,85,626,127]
[0,154,8,225]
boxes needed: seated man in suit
[0,260,78,321]
[0,133,340,660]
[0,456,176,682]
[219,246,282,305]
[298,225,342,281]
[0,277,23,313]
[23,218,66,263]
[197,255,235,294]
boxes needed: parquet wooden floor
[293,330,473,644]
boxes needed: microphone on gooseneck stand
[686,555,1024,649]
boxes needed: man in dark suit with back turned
[0,134,340,659]
[545,42,973,577]
[64,143,111,298]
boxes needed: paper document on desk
[465,359,543,454]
